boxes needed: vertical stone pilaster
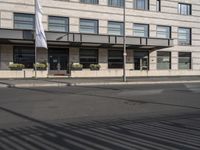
[149,50,157,70]
[192,51,200,70]
[0,45,13,70]
[171,51,178,70]
[70,17,79,33]
[99,48,108,70]
[126,49,133,69]
[69,47,79,64]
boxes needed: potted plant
[34,62,47,70]
[90,64,101,70]
[9,63,25,70]
[71,63,83,71]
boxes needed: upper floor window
[14,13,34,30]
[178,3,191,15]
[49,16,69,32]
[80,0,98,4]
[108,0,124,8]
[133,24,148,37]
[156,0,161,12]
[157,26,171,39]
[108,21,124,36]
[134,0,149,10]
[80,19,98,34]
[178,27,191,45]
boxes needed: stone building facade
[0,0,200,78]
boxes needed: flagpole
[34,0,37,78]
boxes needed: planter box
[90,68,100,71]
[71,68,83,71]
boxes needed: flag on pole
[35,0,47,49]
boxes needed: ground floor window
[13,47,35,68]
[178,52,191,69]
[79,49,98,68]
[108,50,123,68]
[157,51,171,70]
[134,51,149,70]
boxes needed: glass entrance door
[134,51,149,70]
[48,48,69,74]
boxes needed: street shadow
[0,106,200,150]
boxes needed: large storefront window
[79,49,98,68]
[178,52,191,69]
[157,51,171,70]
[14,13,34,30]
[108,50,123,68]
[13,47,35,68]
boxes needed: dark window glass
[108,0,124,8]
[157,26,171,39]
[135,0,149,10]
[178,52,191,69]
[178,3,191,15]
[14,13,34,30]
[80,49,98,68]
[157,51,171,70]
[108,50,123,68]
[178,28,191,45]
[13,47,35,68]
[80,0,98,4]
[49,16,69,32]
[80,19,98,34]
[108,21,124,36]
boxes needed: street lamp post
[123,0,127,82]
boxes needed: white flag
[35,0,47,49]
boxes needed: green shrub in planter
[90,64,101,70]
[9,64,25,70]
[71,63,83,70]
[34,63,47,70]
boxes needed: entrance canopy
[0,28,173,50]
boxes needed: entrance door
[48,48,69,75]
[134,51,149,70]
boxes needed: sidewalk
[0,76,200,88]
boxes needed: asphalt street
[0,83,200,150]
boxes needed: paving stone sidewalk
[0,76,200,88]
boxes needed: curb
[0,80,200,88]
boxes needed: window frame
[156,0,161,12]
[80,0,99,5]
[13,46,35,68]
[108,0,124,8]
[14,13,35,30]
[79,18,99,34]
[178,3,192,15]
[108,21,124,36]
[157,51,171,70]
[108,50,124,69]
[178,27,192,46]
[133,23,149,38]
[79,49,99,68]
[48,16,69,33]
[156,25,171,39]
[178,52,192,70]
[134,0,149,11]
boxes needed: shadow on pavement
[0,106,200,150]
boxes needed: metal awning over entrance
[0,28,173,49]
